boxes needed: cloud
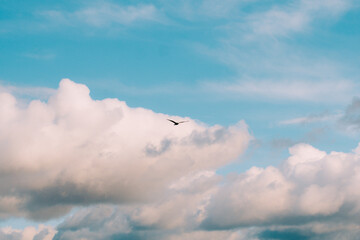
[204,79,356,102]
[0,79,250,220]
[130,171,220,230]
[0,84,56,101]
[3,138,357,239]
[159,0,250,20]
[203,166,294,229]
[339,97,360,131]
[39,2,162,28]
[52,170,220,239]
[53,205,130,240]
[40,141,360,239]
[4,78,360,239]
[245,0,352,38]
[279,112,341,125]
[269,138,295,147]
[202,143,360,231]
[0,225,56,240]
[52,170,241,239]
[194,0,356,104]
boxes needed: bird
[167,119,188,126]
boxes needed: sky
[0,0,360,239]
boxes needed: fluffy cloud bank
[53,143,360,239]
[201,143,360,238]
[2,79,360,239]
[0,79,250,220]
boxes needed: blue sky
[2,0,359,162]
[1,0,360,239]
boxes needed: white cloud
[74,3,159,26]
[299,184,344,215]
[34,140,360,239]
[203,143,360,230]
[130,170,220,230]
[0,79,250,220]
[279,112,341,125]
[204,79,356,102]
[0,225,56,240]
[160,0,250,20]
[247,7,310,37]
[246,0,352,38]
[0,84,56,101]
[203,166,294,228]
[39,2,162,28]
[194,0,356,105]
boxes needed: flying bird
[167,119,188,126]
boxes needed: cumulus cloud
[3,79,360,239]
[0,79,250,220]
[0,84,56,101]
[37,141,360,239]
[52,171,244,240]
[0,225,56,240]
[203,143,360,232]
[203,166,294,229]
[51,170,219,239]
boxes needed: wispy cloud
[192,0,357,106]
[245,0,352,38]
[160,0,250,20]
[39,2,163,28]
[339,97,360,132]
[280,112,342,125]
[204,79,357,103]
[0,84,56,100]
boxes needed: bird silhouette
[167,119,188,126]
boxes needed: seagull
[167,119,188,126]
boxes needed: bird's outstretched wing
[178,121,188,124]
[167,119,178,124]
